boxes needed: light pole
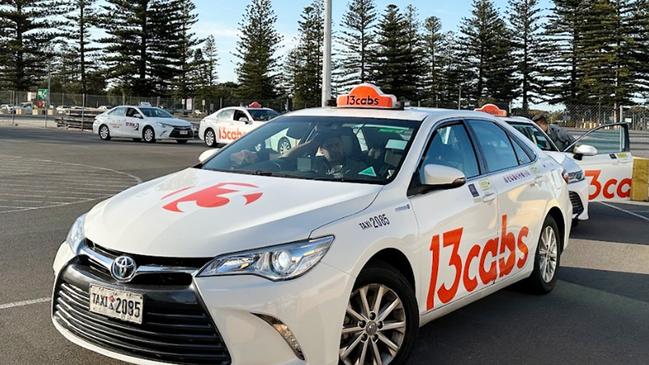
[321,0,332,107]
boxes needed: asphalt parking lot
[1,125,648,365]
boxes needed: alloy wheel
[99,126,109,139]
[539,226,558,283]
[340,284,406,365]
[205,130,215,146]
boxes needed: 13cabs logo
[162,182,263,212]
[427,215,529,310]
[585,169,632,200]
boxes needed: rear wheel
[143,127,155,143]
[99,125,111,140]
[204,129,216,147]
[523,215,561,294]
[339,263,418,365]
[277,137,292,154]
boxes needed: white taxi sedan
[93,105,194,143]
[53,85,572,365]
[199,106,290,149]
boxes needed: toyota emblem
[111,256,137,282]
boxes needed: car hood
[545,151,581,174]
[85,168,382,257]
[149,118,192,127]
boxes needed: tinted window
[510,123,555,151]
[139,107,173,118]
[512,137,533,164]
[249,109,279,121]
[468,120,518,172]
[421,123,479,178]
[126,108,140,118]
[234,110,249,121]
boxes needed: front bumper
[51,242,352,365]
[568,178,589,220]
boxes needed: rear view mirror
[422,164,466,188]
[198,149,219,163]
[573,144,597,158]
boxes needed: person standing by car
[533,113,576,151]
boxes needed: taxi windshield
[248,109,279,121]
[139,107,173,118]
[202,116,419,184]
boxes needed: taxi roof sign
[336,84,398,109]
[475,103,508,117]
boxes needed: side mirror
[573,144,597,158]
[198,149,219,163]
[422,164,466,188]
[238,116,250,123]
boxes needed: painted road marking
[0,297,51,310]
[599,202,649,223]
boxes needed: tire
[571,218,579,228]
[132,138,141,142]
[98,125,111,141]
[339,262,418,365]
[176,139,188,144]
[523,215,561,294]
[204,128,217,147]
[277,137,292,154]
[143,127,155,143]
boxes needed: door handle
[482,192,496,203]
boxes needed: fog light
[255,314,305,361]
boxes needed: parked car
[93,105,194,143]
[53,84,572,365]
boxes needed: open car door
[564,123,633,202]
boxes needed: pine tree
[458,0,517,106]
[61,0,101,96]
[372,4,410,100]
[422,16,444,106]
[632,0,649,98]
[203,35,218,86]
[438,32,467,108]
[401,4,426,101]
[167,0,201,105]
[235,0,282,100]
[287,0,324,108]
[337,0,377,89]
[100,0,156,95]
[0,0,65,90]
[507,0,547,113]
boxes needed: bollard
[631,157,649,202]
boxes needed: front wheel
[204,129,216,147]
[99,125,111,140]
[523,215,561,294]
[143,127,155,143]
[339,263,418,365]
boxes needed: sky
[195,0,553,83]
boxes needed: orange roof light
[475,104,508,117]
[248,101,262,108]
[336,84,398,109]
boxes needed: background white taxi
[93,105,194,143]
[198,105,290,149]
[53,85,572,365]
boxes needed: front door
[409,121,499,312]
[566,123,633,202]
[124,108,143,138]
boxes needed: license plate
[180,130,188,135]
[89,285,143,324]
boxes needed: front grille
[569,191,584,216]
[170,127,194,138]
[53,262,231,365]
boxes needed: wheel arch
[362,248,416,291]
[546,206,566,252]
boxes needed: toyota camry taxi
[52,84,572,365]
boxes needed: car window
[468,120,519,173]
[139,107,173,118]
[574,124,626,153]
[108,107,126,116]
[510,123,555,151]
[233,110,249,122]
[217,109,235,120]
[511,136,533,164]
[248,109,279,121]
[421,123,479,178]
[202,116,419,184]
[126,108,141,118]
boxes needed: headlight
[66,214,86,253]
[156,122,173,128]
[198,236,334,281]
[566,170,584,184]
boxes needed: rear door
[409,121,499,312]
[466,120,548,281]
[566,123,632,202]
[106,107,127,136]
